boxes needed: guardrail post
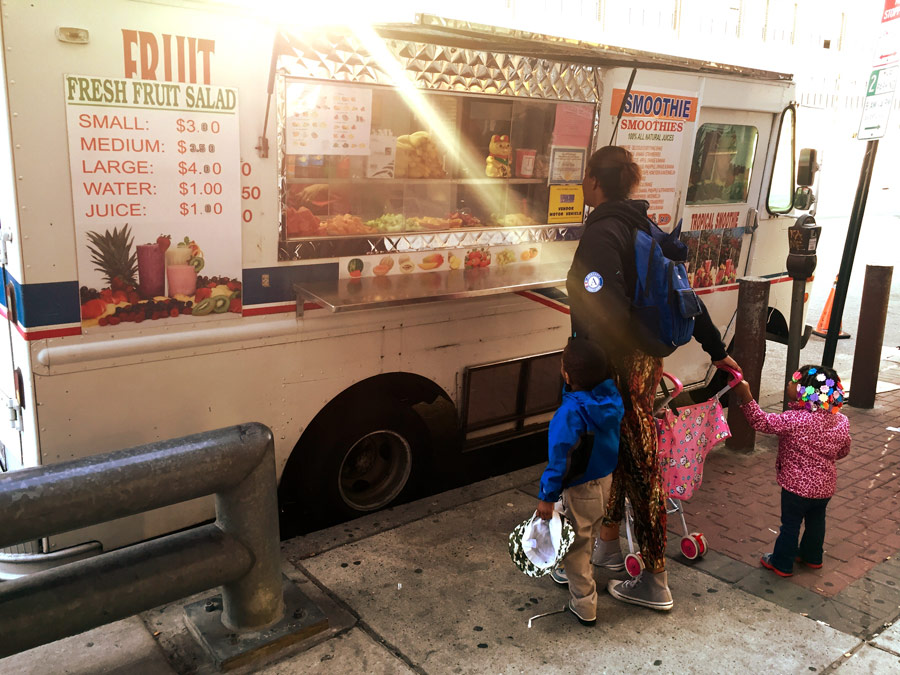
[217,435,284,630]
[726,277,770,451]
[0,423,330,668]
[849,265,893,408]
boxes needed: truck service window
[686,124,758,205]
[278,79,592,260]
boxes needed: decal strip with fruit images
[338,245,542,279]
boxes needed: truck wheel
[337,428,412,512]
[301,402,429,520]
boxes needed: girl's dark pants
[771,487,830,573]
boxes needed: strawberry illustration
[156,235,171,253]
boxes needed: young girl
[734,365,852,577]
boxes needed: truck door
[0,262,24,475]
[667,106,777,386]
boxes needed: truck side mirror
[797,148,819,187]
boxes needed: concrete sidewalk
[2,369,899,673]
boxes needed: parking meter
[784,215,821,408]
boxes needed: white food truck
[0,3,817,576]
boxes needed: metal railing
[0,423,284,658]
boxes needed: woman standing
[567,146,741,611]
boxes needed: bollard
[849,265,893,408]
[726,277,770,451]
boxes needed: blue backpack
[631,218,702,357]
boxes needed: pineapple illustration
[85,224,138,287]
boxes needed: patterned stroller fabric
[656,397,731,500]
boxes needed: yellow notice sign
[548,184,585,223]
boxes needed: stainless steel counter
[294,261,569,315]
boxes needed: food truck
[0,3,816,575]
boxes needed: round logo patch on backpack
[584,272,603,293]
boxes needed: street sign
[858,66,896,140]
[858,3,899,140]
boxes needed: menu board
[64,75,242,330]
[285,82,372,156]
[610,86,699,227]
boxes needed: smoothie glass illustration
[167,265,197,296]
[137,243,165,298]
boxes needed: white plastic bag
[508,510,575,578]
[522,513,561,568]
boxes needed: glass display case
[279,79,593,261]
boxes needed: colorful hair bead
[793,364,845,413]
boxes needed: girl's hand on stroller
[733,380,753,405]
[536,500,555,521]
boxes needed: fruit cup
[137,243,165,299]
[167,264,198,297]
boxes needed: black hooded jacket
[566,199,728,370]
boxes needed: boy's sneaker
[607,570,674,611]
[591,538,626,571]
[567,599,596,626]
[760,553,793,577]
[796,556,823,569]
[550,566,568,586]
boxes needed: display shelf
[294,261,569,314]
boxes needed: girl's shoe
[760,553,793,577]
[796,556,823,569]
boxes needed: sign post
[822,2,897,366]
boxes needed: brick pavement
[674,387,900,598]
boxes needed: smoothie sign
[64,75,241,329]
[610,87,699,226]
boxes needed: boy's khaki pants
[561,475,612,618]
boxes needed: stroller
[621,367,742,577]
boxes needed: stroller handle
[656,372,684,411]
[714,365,743,400]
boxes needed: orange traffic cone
[811,276,850,339]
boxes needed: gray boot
[607,570,674,611]
[591,538,625,571]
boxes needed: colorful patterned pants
[602,350,666,570]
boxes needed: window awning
[373,14,791,82]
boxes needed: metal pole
[0,423,270,549]
[783,277,808,410]
[217,428,284,631]
[0,524,253,658]
[727,277,770,451]
[849,265,893,408]
[823,139,879,367]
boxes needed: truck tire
[296,401,430,521]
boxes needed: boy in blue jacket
[536,337,624,626]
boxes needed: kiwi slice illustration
[212,295,231,313]
[192,297,215,316]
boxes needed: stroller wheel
[696,533,709,557]
[624,552,645,578]
[680,535,700,560]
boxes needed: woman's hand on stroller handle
[713,356,743,388]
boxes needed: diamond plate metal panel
[281,33,600,103]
